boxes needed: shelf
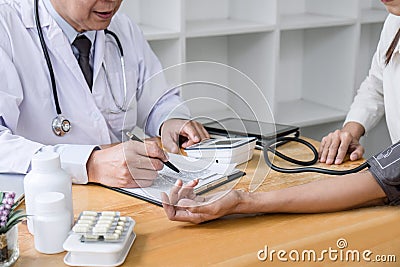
[280,13,355,30]
[186,19,274,38]
[274,99,347,127]
[124,0,390,157]
[139,24,181,41]
[360,8,388,24]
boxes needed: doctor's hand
[87,140,169,188]
[160,119,210,153]
[319,122,365,165]
[161,179,243,224]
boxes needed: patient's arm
[162,171,387,224]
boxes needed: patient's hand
[161,179,243,224]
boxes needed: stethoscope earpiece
[52,115,71,136]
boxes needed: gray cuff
[367,142,400,205]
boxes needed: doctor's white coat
[0,0,190,183]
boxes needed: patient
[162,141,399,224]
[163,0,400,224]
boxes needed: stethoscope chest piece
[52,115,71,136]
[35,0,125,137]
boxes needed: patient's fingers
[178,179,199,200]
[169,179,183,205]
[161,192,174,219]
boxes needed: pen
[125,131,180,173]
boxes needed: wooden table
[15,139,400,266]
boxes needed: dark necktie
[73,35,93,89]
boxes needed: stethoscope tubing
[34,0,127,136]
[263,136,370,175]
[34,0,61,115]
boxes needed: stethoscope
[34,0,128,136]
[262,136,369,175]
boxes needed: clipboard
[106,170,244,206]
[104,153,245,206]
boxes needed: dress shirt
[345,14,400,144]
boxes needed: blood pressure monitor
[184,137,257,165]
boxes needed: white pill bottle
[34,192,71,254]
[24,151,73,234]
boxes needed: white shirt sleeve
[343,14,394,133]
[0,123,98,184]
[344,50,385,133]
[41,144,99,184]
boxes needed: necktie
[73,35,93,89]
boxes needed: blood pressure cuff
[367,141,400,205]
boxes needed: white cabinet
[120,0,390,154]
[185,0,275,37]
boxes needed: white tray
[63,218,136,267]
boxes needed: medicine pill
[83,233,100,240]
[80,215,96,221]
[82,211,98,216]
[104,233,120,240]
[72,225,89,233]
[77,220,94,225]
[71,210,132,243]
[102,211,117,216]
[119,217,128,222]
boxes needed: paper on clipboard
[111,153,244,206]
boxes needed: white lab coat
[0,0,190,183]
[345,14,400,144]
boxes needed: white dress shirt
[345,14,400,144]
[0,0,190,183]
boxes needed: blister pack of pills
[63,210,136,266]
[72,211,133,243]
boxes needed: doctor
[0,0,209,187]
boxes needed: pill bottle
[33,192,71,254]
[24,151,73,234]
